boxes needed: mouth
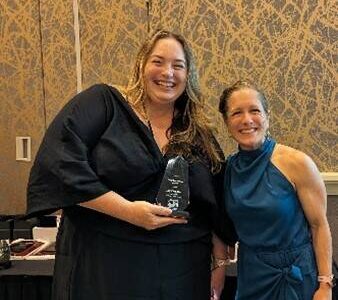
[239,128,257,134]
[154,80,175,88]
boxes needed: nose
[242,112,254,124]
[162,64,174,77]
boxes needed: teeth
[240,129,255,133]
[156,80,175,87]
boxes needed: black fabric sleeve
[26,84,115,217]
[212,162,238,246]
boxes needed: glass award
[156,156,190,218]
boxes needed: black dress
[27,84,234,300]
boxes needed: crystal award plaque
[156,156,190,218]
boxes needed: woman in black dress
[27,30,235,300]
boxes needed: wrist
[212,257,230,270]
[317,274,336,288]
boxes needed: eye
[173,63,185,70]
[230,111,241,117]
[151,59,162,65]
[251,108,262,114]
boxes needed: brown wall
[150,0,338,165]
[328,195,338,263]
[0,0,337,214]
[39,1,77,125]
[0,1,45,214]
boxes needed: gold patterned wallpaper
[0,0,337,214]
[80,0,147,89]
[0,0,45,214]
[39,0,77,125]
[150,0,338,168]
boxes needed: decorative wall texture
[0,1,45,214]
[39,0,77,125]
[151,0,338,168]
[80,0,147,90]
[327,195,338,264]
[0,0,337,214]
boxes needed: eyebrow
[150,55,186,64]
[228,109,240,114]
[229,105,261,112]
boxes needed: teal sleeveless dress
[224,138,318,300]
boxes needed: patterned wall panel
[151,0,337,171]
[0,0,45,214]
[327,195,338,263]
[1,0,337,214]
[79,0,148,89]
[40,0,77,125]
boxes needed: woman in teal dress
[218,80,333,299]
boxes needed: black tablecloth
[0,259,238,300]
[0,260,54,300]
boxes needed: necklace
[141,100,175,153]
[142,100,154,136]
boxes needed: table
[0,260,54,300]
[0,259,238,300]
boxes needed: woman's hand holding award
[156,156,190,218]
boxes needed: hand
[210,265,226,300]
[126,201,188,230]
[313,284,332,300]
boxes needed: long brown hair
[126,29,222,172]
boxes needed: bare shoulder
[273,144,310,166]
[272,144,323,189]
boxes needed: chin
[240,140,265,150]
[239,145,256,151]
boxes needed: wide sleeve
[212,162,238,246]
[26,84,115,217]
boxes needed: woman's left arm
[210,233,229,300]
[292,152,332,299]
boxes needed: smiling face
[143,37,187,108]
[226,88,269,150]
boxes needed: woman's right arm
[28,84,186,229]
[80,191,187,230]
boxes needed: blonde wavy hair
[126,29,222,172]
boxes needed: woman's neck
[143,100,175,129]
[142,100,175,153]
